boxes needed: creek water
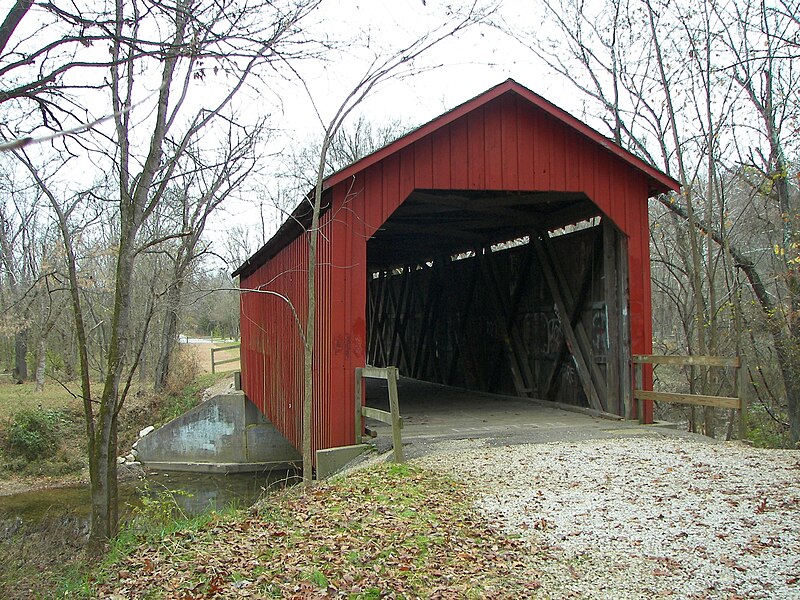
[0,469,299,543]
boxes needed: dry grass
[0,375,84,423]
[182,341,240,374]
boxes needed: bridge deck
[363,378,654,453]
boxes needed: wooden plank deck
[362,377,628,443]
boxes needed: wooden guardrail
[354,366,404,463]
[632,354,747,437]
[210,343,240,374]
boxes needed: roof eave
[322,78,681,197]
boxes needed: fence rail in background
[632,354,747,438]
[210,343,241,374]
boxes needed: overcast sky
[0,0,582,263]
[277,0,573,137]
[209,0,581,251]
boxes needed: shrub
[165,346,200,395]
[5,408,62,461]
[160,372,225,423]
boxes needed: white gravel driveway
[417,435,800,599]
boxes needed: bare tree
[718,0,800,442]
[284,115,409,192]
[0,1,125,139]
[0,165,46,383]
[12,0,321,553]
[153,122,263,392]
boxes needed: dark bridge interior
[365,189,632,417]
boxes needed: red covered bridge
[233,79,680,461]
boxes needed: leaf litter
[95,463,542,598]
[94,436,799,599]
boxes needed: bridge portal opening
[365,189,631,417]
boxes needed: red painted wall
[240,90,662,454]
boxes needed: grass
[86,463,541,598]
[158,371,229,422]
[0,377,87,479]
[746,404,792,448]
[0,375,84,422]
[0,361,231,481]
[0,368,238,598]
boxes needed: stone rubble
[200,379,236,403]
[417,436,800,599]
[117,430,149,466]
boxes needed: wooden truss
[367,219,632,416]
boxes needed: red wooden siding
[239,83,677,455]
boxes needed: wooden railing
[354,366,404,463]
[632,354,747,437]
[210,343,241,374]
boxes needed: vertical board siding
[414,136,433,188]
[484,102,503,189]
[399,146,415,206]
[467,109,485,189]
[517,100,535,190]
[382,153,401,226]
[533,112,550,189]
[240,236,308,450]
[448,115,469,188]
[357,169,379,238]
[500,94,519,190]
[578,132,596,196]
[239,91,663,459]
[431,127,451,189]
[550,115,568,191]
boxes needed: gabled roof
[323,78,678,196]
[233,78,679,279]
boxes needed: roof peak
[322,78,678,195]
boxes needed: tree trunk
[87,403,119,556]
[13,328,27,383]
[34,336,46,392]
[776,320,800,445]
[0,0,33,56]
[303,196,320,484]
[87,225,136,552]
[62,330,77,378]
[154,280,183,393]
[770,155,799,444]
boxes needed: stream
[0,469,299,543]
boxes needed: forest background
[0,0,798,501]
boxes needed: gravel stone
[417,437,800,599]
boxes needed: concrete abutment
[136,391,301,473]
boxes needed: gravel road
[416,435,800,599]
